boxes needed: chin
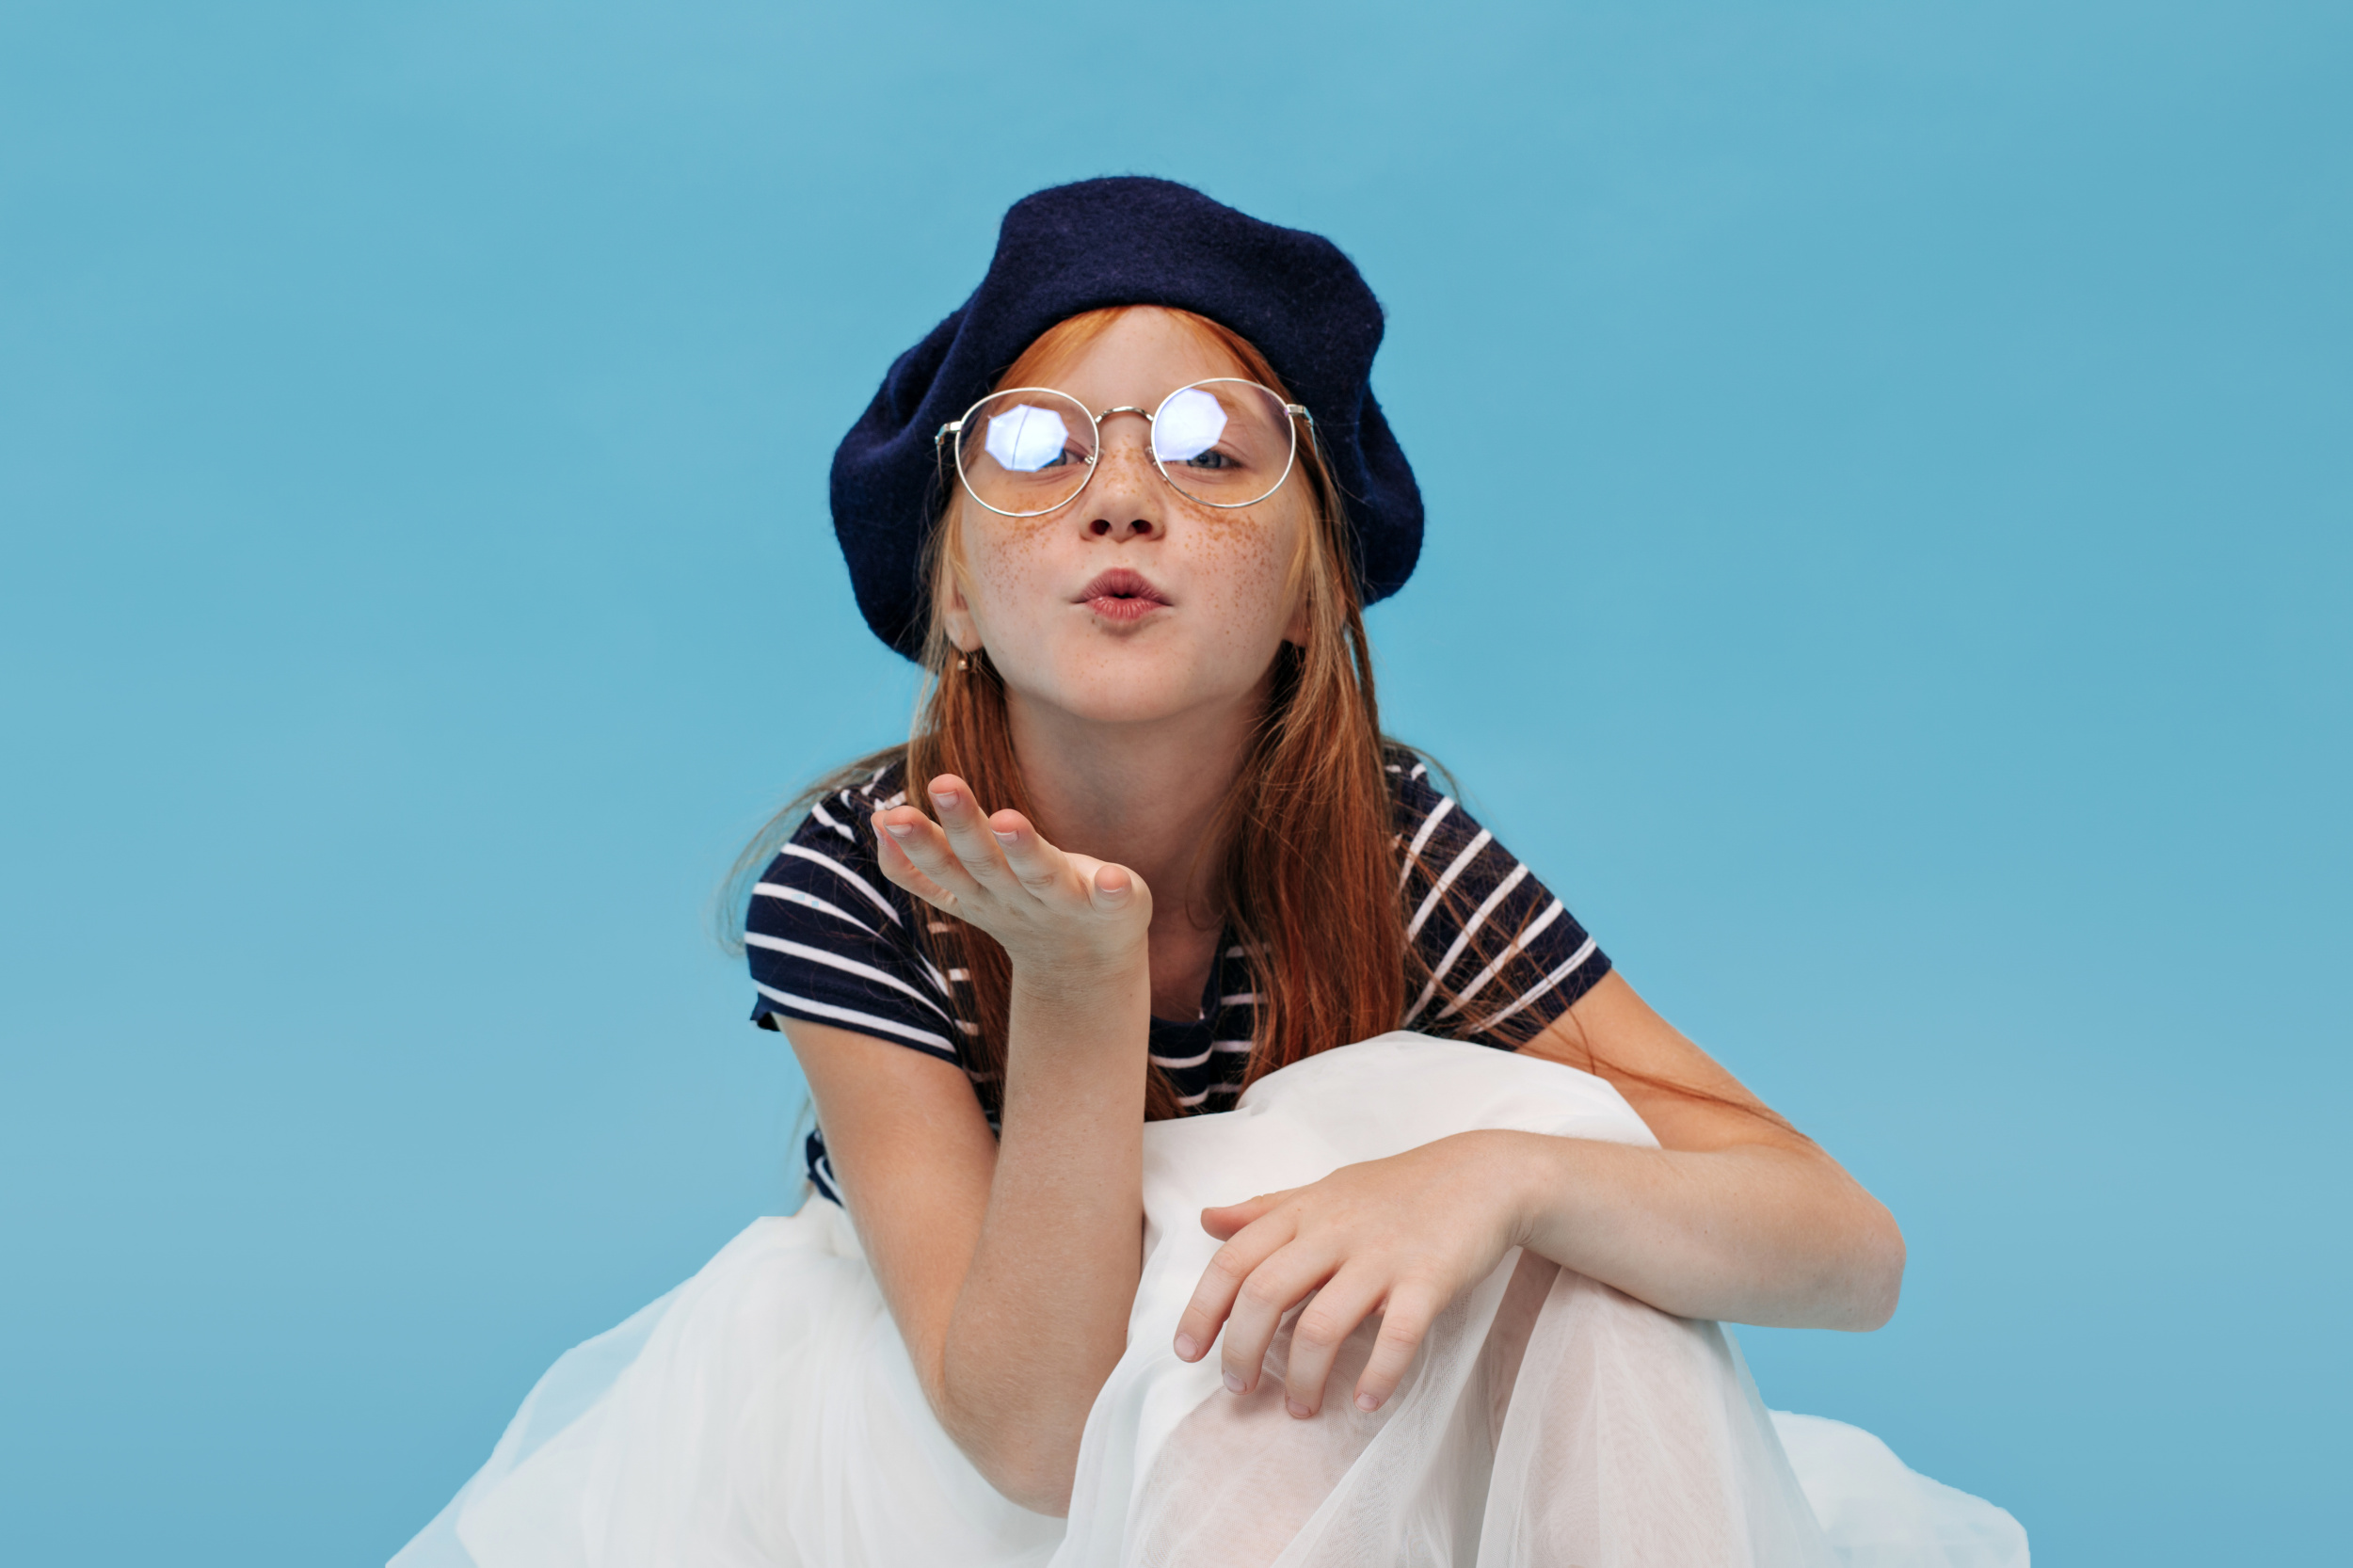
[1042,677,1210,727]
[992,631,1276,728]
[1010,646,1234,727]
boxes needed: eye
[1152,386,1230,466]
[1182,448,1237,470]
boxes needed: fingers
[1176,1229,1439,1416]
[1351,1279,1444,1415]
[871,824,959,909]
[1277,1267,1385,1416]
[871,807,978,910]
[922,776,1018,890]
[1172,1208,1296,1371]
[878,780,1146,922]
[1199,1191,1289,1241]
[986,809,1087,903]
[870,776,1032,910]
[1218,1242,1338,1406]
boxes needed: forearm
[938,965,1151,1512]
[1491,1130,1905,1330]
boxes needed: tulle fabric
[393,1033,2025,1567]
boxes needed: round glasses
[936,378,1314,519]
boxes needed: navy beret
[829,176,1423,659]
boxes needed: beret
[829,176,1423,659]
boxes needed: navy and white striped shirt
[748,752,1608,1203]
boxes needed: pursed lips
[1076,568,1172,623]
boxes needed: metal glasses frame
[935,376,1316,519]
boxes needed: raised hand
[871,774,1152,982]
[1169,1131,1527,1418]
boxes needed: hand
[1170,1131,1527,1417]
[872,774,1151,984]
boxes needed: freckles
[1189,516,1290,635]
[968,520,1057,605]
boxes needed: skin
[782,308,1906,1515]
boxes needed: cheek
[960,522,1060,628]
[1192,518,1300,647]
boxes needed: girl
[396,178,2025,1567]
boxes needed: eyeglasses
[936,378,1315,519]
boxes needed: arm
[1497,970,1904,1330]
[1173,970,1905,1417]
[787,776,1152,1514]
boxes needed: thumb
[1088,861,1139,910]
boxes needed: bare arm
[1175,970,1905,1417]
[1502,969,1905,1329]
[785,776,1153,1514]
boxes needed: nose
[1081,411,1165,541]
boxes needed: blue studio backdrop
[1,3,2345,1563]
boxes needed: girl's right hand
[872,774,1151,984]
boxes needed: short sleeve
[1388,754,1609,1047]
[744,766,971,1068]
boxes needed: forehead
[1020,308,1254,408]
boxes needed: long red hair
[729,308,1702,1122]
[908,308,1412,1118]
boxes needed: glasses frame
[935,376,1316,520]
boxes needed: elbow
[1841,1202,1907,1332]
[931,1351,1090,1517]
[936,1388,1080,1517]
[975,1449,1076,1518]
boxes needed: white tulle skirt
[393,1034,2025,1567]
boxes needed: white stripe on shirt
[1404,863,1530,1024]
[809,798,856,842]
[1399,796,1457,890]
[1406,827,1492,940]
[1471,936,1600,1035]
[752,983,958,1056]
[782,842,902,926]
[753,882,879,936]
[1436,899,1566,1021]
[745,933,952,1016]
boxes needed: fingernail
[1223,1370,1246,1394]
[1287,1399,1312,1418]
[992,830,1017,844]
[1173,1333,1198,1361]
[1356,1391,1384,1413]
[931,792,955,810]
[883,824,912,840]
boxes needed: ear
[1281,586,1312,648]
[940,570,984,654]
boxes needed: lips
[1076,568,1172,624]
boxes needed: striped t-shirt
[747,752,1609,1204]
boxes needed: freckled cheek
[963,527,1060,632]
[1191,522,1296,648]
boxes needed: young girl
[396,178,2025,1567]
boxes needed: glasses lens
[955,390,1097,517]
[1152,380,1298,508]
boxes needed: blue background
[3,2,2345,1561]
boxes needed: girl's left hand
[1170,1130,1526,1418]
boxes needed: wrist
[1480,1128,1581,1255]
[1005,950,1150,1040]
